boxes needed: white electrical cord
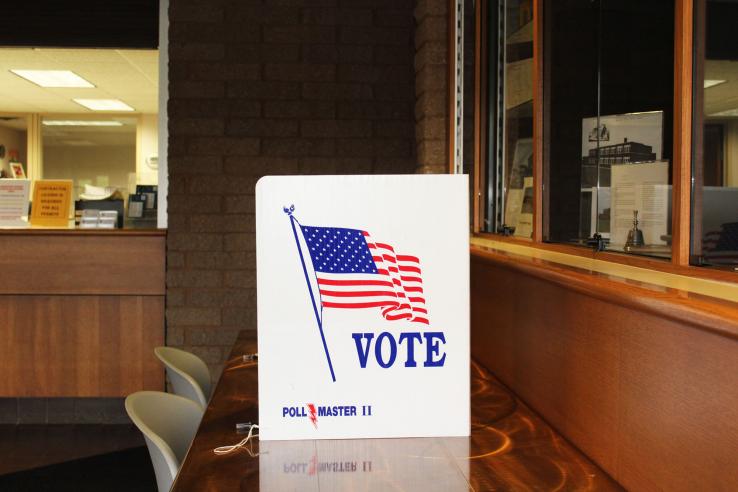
[213,424,259,456]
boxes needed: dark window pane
[545,0,599,244]
[545,0,674,259]
[692,0,738,270]
[482,0,534,236]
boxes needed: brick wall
[414,0,449,173]
[166,0,422,379]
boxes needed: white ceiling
[42,117,137,147]
[0,48,158,114]
[0,115,137,147]
[705,59,738,117]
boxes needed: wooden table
[172,331,622,491]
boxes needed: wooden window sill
[472,232,738,284]
[471,240,738,342]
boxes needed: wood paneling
[471,248,738,491]
[0,295,164,397]
[672,0,694,266]
[0,231,165,295]
[533,0,544,241]
[172,332,621,491]
[0,231,166,397]
[473,244,738,339]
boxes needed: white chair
[125,391,203,492]
[154,346,212,409]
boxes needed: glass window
[692,0,738,270]
[544,0,674,258]
[458,0,534,236]
[0,114,28,179]
[481,0,535,236]
[41,115,137,200]
[0,47,159,228]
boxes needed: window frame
[452,0,738,284]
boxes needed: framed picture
[9,162,26,179]
[580,110,664,238]
[581,110,664,188]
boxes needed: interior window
[544,0,675,258]
[692,0,738,270]
[0,48,159,228]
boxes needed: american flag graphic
[301,225,429,325]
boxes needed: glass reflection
[545,0,674,259]
[693,0,738,269]
[259,437,470,491]
[500,0,534,238]
[253,362,621,491]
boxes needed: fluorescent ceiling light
[43,120,123,126]
[61,140,96,146]
[10,69,94,88]
[73,99,134,111]
[704,79,727,89]
[709,108,738,117]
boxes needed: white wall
[725,120,738,187]
[0,126,26,176]
[42,144,135,199]
[158,0,169,228]
[137,113,159,185]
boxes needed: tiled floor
[0,424,144,475]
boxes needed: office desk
[172,331,621,491]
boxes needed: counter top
[172,331,622,491]
[471,243,738,341]
[0,228,165,236]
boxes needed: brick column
[414,0,449,174]
[166,0,418,379]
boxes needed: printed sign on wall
[256,175,469,440]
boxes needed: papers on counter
[0,179,30,228]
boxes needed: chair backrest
[125,391,203,492]
[154,346,212,409]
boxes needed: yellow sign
[30,180,73,227]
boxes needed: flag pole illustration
[285,204,429,382]
[284,205,337,383]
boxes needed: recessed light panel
[10,70,95,88]
[73,99,134,111]
[43,120,123,126]
[704,79,727,89]
[709,108,738,117]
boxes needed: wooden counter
[471,244,738,491]
[0,229,166,397]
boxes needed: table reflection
[173,333,622,492]
[259,437,470,491]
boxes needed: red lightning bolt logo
[307,403,318,428]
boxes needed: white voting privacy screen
[256,175,469,440]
